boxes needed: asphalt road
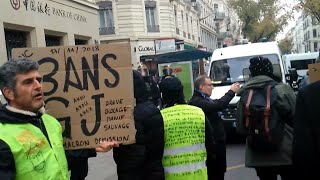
[86,143,259,180]
[225,143,258,180]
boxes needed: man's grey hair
[194,75,209,90]
[0,58,39,91]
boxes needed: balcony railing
[214,12,225,20]
[147,25,160,32]
[99,27,115,35]
[217,31,232,38]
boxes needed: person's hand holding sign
[95,140,119,152]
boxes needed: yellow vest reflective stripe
[0,114,69,180]
[161,104,207,180]
[163,143,206,156]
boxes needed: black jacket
[293,81,320,179]
[113,101,165,180]
[143,76,161,107]
[113,70,165,180]
[0,106,49,180]
[189,90,235,141]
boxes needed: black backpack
[241,82,285,152]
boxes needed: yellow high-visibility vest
[161,104,207,180]
[0,114,69,180]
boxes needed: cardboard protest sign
[308,63,320,83]
[12,44,136,150]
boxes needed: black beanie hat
[249,56,273,77]
[159,77,185,106]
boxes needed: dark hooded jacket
[188,89,235,175]
[0,106,51,180]
[143,76,161,107]
[189,90,235,142]
[113,71,165,180]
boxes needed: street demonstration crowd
[0,57,319,180]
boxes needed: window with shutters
[97,1,115,35]
[145,1,159,32]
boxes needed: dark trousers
[68,157,89,180]
[207,141,226,180]
[255,165,294,180]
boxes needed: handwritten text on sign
[12,44,136,150]
[161,106,206,177]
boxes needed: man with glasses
[189,75,240,180]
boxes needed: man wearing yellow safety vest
[0,58,118,180]
[159,77,216,180]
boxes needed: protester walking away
[0,58,118,180]
[159,77,216,180]
[137,64,161,108]
[293,55,320,180]
[189,75,240,180]
[236,56,296,180]
[158,65,175,109]
[113,70,164,180]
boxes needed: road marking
[227,164,245,171]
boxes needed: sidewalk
[87,151,117,180]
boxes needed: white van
[207,41,286,137]
[283,52,319,76]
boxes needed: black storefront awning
[141,49,212,63]
[155,49,212,63]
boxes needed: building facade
[98,0,200,70]
[292,16,305,53]
[97,0,236,71]
[303,14,320,53]
[197,0,217,52]
[0,0,99,64]
[292,13,320,53]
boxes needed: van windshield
[209,54,280,85]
